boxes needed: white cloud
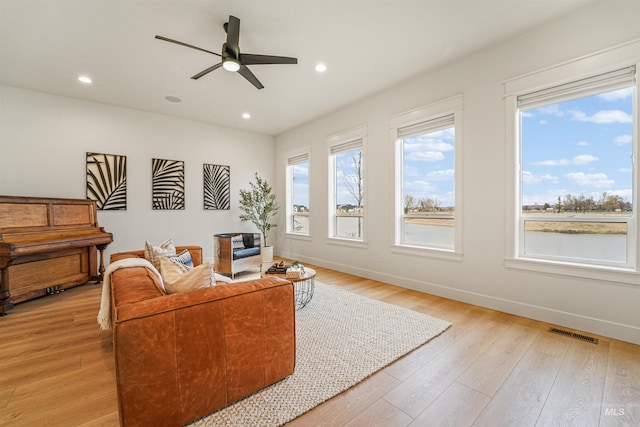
[610,188,632,201]
[536,104,564,117]
[532,154,597,166]
[425,141,454,152]
[572,154,598,165]
[292,163,308,174]
[404,180,438,194]
[522,171,559,184]
[521,188,570,206]
[533,159,570,166]
[569,109,632,124]
[597,87,633,102]
[538,120,547,125]
[404,139,454,153]
[406,151,445,162]
[576,141,589,146]
[565,172,614,188]
[425,169,455,181]
[614,134,632,146]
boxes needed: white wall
[0,86,275,263]
[275,1,640,344]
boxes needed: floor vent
[548,327,599,344]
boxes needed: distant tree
[340,150,364,238]
[604,194,624,212]
[416,197,440,213]
[555,196,563,213]
[404,194,416,214]
[600,192,608,212]
[342,150,364,212]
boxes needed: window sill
[326,237,368,249]
[505,257,640,285]
[285,232,312,242]
[391,244,463,262]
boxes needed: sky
[402,127,455,208]
[292,162,309,207]
[521,86,634,208]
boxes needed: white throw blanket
[97,258,163,330]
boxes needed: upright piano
[0,195,113,315]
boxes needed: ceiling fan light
[222,58,240,72]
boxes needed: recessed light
[242,113,251,119]
[78,75,92,84]
[315,63,327,73]
[165,95,182,103]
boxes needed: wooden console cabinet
[0,196,113,315]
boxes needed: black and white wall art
[86,152,127,210]
[203,164,231,210]
[152,158,185,210]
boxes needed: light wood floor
[1,264,638,426]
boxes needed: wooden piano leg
[0,266,15,316]
[96,244,107,283]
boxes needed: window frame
[390,95,464,261]
[504,40,640,284]
[285,147,311,238]
[327,125,368,246]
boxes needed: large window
[286,151,310,235]
[506,56,638,277]
[328,127,366,242]
[391,96,463,256]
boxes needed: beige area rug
[188,281,451,427]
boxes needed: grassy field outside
[405,217,454,227]
[523,221,627,235]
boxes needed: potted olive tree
[238,173,280,264]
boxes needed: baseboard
[281,250,640,345]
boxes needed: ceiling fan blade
[237,65,264,90]
[155,35,222,57]
[225,15,240,55]
[240,53,298,65]
[191,63,223,80]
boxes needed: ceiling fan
[155,15,297,90]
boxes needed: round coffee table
[262,267,316,310]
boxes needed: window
[391,96,463,256]
[328,127,366,242]
[286,151,310,235]
[505,48,638,280]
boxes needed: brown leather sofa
[109,246,296,426]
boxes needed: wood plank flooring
[1,264,638,426]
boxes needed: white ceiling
[0,0,596,136]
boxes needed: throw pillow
[145,239,176,270]
[166,249,194,270]
[160,257,213,294]
[231,235,245,250]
